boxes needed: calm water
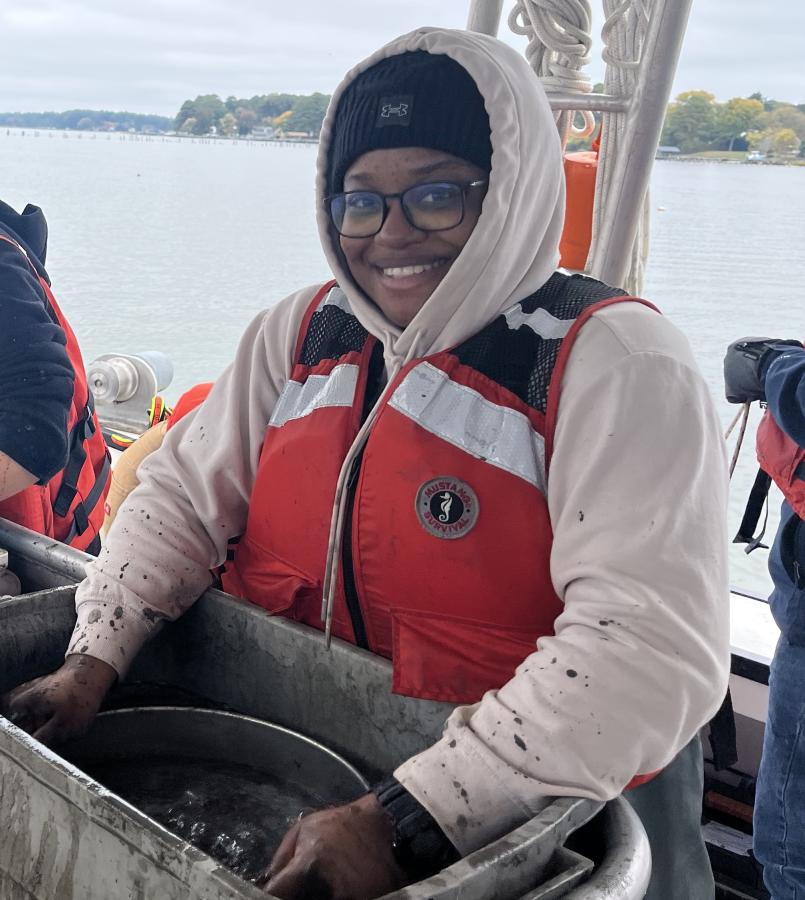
[1,129,803,596]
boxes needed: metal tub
[0,520,650,898]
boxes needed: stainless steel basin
[0,521,650,899]
[61,706,368,799]
[59,706,369,884]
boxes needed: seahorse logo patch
[416,477,479,539]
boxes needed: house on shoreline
[655,145,681,159]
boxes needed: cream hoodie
[68,28,730,854]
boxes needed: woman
[3,27,730,899]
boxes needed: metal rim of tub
[60,705,369,799]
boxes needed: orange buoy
[559,133,599,271]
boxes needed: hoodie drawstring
[321,343,424,647]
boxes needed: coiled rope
[508,0,596,144]
[508,0,653,294]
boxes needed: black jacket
[0,201,74,483]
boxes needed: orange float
[559,132,599,271]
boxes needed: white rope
[588,0,653,293]
[724,404,747,441]
[508,0,596,145]
[725,402,752,480]
[601,0,651,68]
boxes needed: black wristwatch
[373,775,459,881]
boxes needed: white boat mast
[467,0,693,294]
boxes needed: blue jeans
[627,736,714,899]
[755,639,805,898]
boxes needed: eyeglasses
[327,179,487,238]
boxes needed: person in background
[724,337,805,899]
[0,200,109,554]
[3,29,730,899]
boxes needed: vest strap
[52,395,96,517]
[62,451,111,544]
[733,468,772,553]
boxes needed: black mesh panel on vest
[454,273,626,414]
[296,275,627,414]
[299,303,369,366]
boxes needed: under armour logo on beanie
[376,96,413,127]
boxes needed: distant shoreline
[4,128,802,164]
[1,126,318,145]
[658,150,805,167]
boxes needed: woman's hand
[260,793,408,899]
[1,654,117,745]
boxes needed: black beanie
[328,50,492,195]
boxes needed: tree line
[3,90,804,157]
[660,91,805,157]
[177,87,805,153]
[0,110,172,133]
[173,93,330,137]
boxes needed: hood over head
[316,27,565,366]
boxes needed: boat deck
[729,591,776,724]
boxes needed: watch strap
[373,775,459,881]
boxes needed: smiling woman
[2,23,730,900]
[336,148,488,327]
[324,48,494,328]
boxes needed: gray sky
[1,0,802,116]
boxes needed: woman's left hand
[260,793,408,899]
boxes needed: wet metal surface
[87,756,321,883]
[0,525,651,898]
[0,716,267,900]
[61,707,368,883]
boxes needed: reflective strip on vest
[503,305,574,340]
[318,285,351,313]
[269,363,360,428]
[388,361,547,492]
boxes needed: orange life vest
[223,273,655,707]
[0,235,110,551]
[757,410,805,519]
[166,382,214,430]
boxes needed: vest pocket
[231,535,320,618]
[390,607,539,704]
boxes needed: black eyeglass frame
[326,179,488,238]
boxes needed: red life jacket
[0,235,110,551]
[223,272,654,706]
[735,355,805,554]
[166,382,214,431]
[756,410,805,520]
